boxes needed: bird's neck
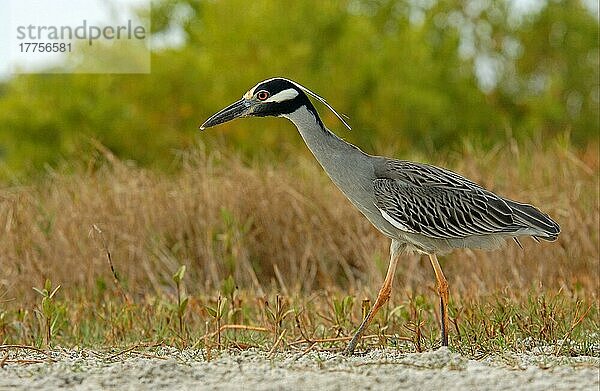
[284,105,360,160]
[282,105,372,186]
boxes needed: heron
[199,77,560,355]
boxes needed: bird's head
[199,77,350,130]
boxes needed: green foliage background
[0,0,597,179]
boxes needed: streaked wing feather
[373,160,522,239]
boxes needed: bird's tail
[505,200,560,241]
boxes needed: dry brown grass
[0,140,597,306]
[0,139,598,352]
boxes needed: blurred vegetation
[1,141,597,301]
[0,0,598,179]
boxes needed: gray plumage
[199,77,561,353]
[200,78,560,255]
[283,105,559,256]
[372,159,559,251]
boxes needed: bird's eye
[257,90,270,101]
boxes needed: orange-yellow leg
[344,242,403,355]
[428,253,449,346]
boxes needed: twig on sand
[107,342,165,361]
[0,345,56,361]
[295,341,317,360]
[133,352,168,360]
[267,329,287,359]
[107,345,138,360]
[0,352,8,368]
[289,334,411,347]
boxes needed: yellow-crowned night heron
[199,77,560,355]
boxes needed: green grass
[1,280,596,358]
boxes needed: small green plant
[32,279,63,347]
[221,275,243,325]
[264,295,293,346]
[172,265,189,339]
[332,295,354,331]
[206,294,228,349]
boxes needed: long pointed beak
[199,98,252,130]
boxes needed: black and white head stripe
[263,88,299,103]
[246,78,351,130]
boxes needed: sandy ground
[0,346,598,390]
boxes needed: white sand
[1,346,598,390]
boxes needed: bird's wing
[373,159,522,239]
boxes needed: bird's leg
[428,253,449,346]
[344,244,401,355]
